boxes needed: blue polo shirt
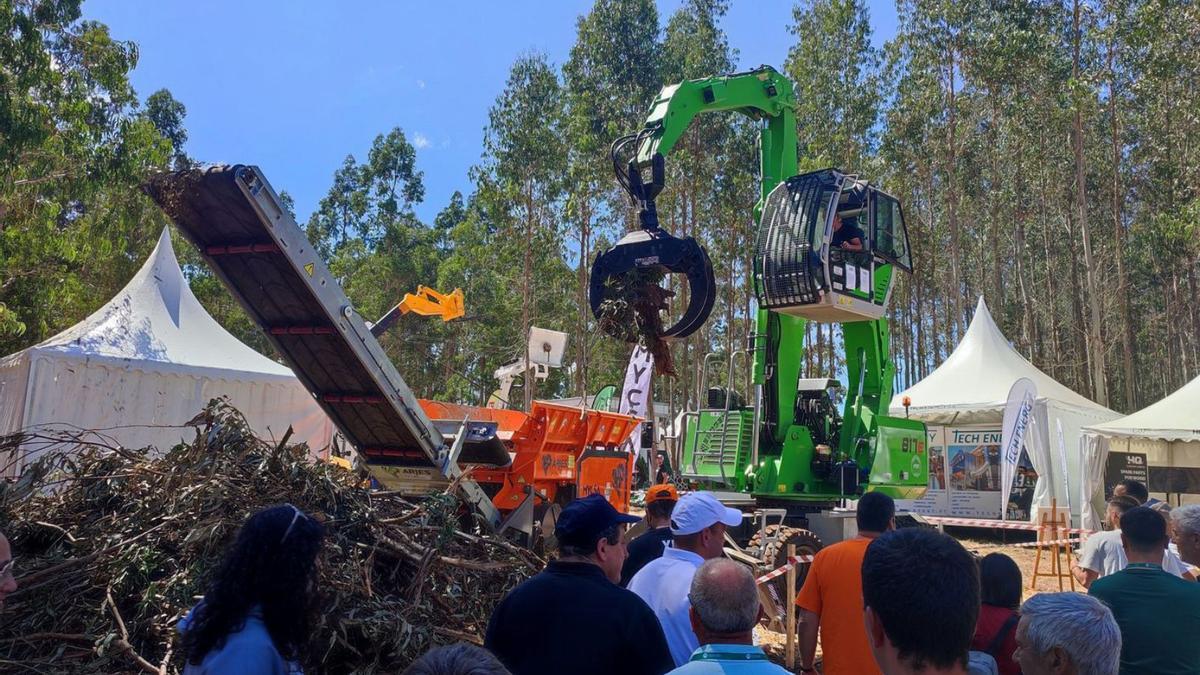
[668,645,792,674]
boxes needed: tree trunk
[1107,40,1136,411]
[916,164,934,379]
[1015,178,1036,360]
[945,47,966,338]
[827,324,836,380]
[1065,206,1091,395]
[1073,0,1109,406]
[989,92,1004,307]
[1039,158,1061,382]
[576,188,592,398]
[1187,266,1200,376]
[523,180,535,412]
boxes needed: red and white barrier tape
[922,515,1094,536]
[755,554,815,585]
[754,520,1095,587]
[969,537,1084,550]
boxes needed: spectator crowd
[4,478,1200,674]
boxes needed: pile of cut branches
[596,267,675,376]
[0,400,539,674]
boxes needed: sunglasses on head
[280,504,309,545]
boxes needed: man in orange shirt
[795,492,895,675]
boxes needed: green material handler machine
[590,66,928,569]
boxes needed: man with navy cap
[484,494,674,675]
[628,491,745,667]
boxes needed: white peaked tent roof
[891,297,1111,424]
[32,228,293,377]
[1085,375,1200,442]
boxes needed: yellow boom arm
[397,286,464,321]
[369,286,465,337]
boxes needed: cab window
[872,193,913,271]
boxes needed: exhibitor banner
[1000,378,1037,519]
[617,344,654,477]
[898,425,1039,519]
[947,428,1003,517]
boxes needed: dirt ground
[955,529,1083,599]
[755,527,1082,668]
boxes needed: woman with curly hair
[179,504,324,674]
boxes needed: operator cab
[754,169,913,322]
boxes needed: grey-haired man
[1170,504,1200,567]
[1013,593,1120,675]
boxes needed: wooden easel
[1030,498,1075,591]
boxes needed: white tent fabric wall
[0,355,31,443]
[0,228,335,475]
[891,297,1120,523]
[1079,433,1110,531]
[1027,399,1118,525]
[1082,373,1200,512]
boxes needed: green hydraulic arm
[632,67,798,209]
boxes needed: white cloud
[416,79,426,89]
[413,133,431,149]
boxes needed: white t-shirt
[1078,529,1191,577]
[628,545,705,667]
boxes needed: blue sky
[86,1,898,225]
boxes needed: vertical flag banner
[999,377,1037,520]
[618,345,654,478]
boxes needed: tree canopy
[3,0,1197,415]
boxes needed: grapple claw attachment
[589,228,716,341]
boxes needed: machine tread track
[749,525,823,606]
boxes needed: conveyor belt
[145,165,508,526]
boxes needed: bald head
[689,558,759,634]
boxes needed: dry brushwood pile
[0,400,540,674]
[596,266,675,376]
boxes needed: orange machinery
[417,399,641,522]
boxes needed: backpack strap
[986,613,1020,657]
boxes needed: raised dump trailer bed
[145,165,507,528]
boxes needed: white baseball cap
[669,492,744,535]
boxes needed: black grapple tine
[661,244,715,339]
[588,229,716,342]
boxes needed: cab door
[869,190,913,273]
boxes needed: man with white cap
[629,491,744,667]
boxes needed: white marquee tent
[1082,374,1200,507]
[0,229,334,475]
[890,297,1120,525]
